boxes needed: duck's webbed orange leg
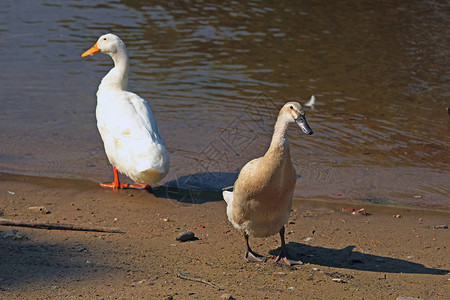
[100,166,129,189]
[128,183,152,191]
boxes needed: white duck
[82,33,169,190]
[223,102,313,266]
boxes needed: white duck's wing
[127,92,164,143]
[96,90,169,177]
[124,92,169,172]
[98,91,165,143]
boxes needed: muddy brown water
[0,0,448,211]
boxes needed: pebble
[433,225,448,229]
[341,207,354,213]
[356,208,367,216]
[220,293,235,300]
[322,270,353,280]
[176,231,195,242]
[28,206,50,214]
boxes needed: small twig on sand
[176,269,222,290]
[0,218,124,233]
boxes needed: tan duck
[223,102,313,266]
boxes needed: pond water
[1,0,448,211]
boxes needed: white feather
[304,95,316,107]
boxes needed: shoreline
[2,172,449,214]
[1,172,449,299]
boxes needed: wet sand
[1,173,448,299]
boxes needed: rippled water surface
[1,0,448,210]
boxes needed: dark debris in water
[362,197,394,205]
[340,207,369,216]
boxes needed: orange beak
[81,42,101,57]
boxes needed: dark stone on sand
[221,294,236,300]
[176,231,195,242]
[433,225,448,229]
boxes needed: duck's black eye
[103,37,107,41]
[289,105,294,110]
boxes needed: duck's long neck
[99,50,129,92]
[265,115,291,161]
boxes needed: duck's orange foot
[100,182,130,189]
[128,183,152,191]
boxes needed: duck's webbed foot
[244,233,267,263]
[100,166,130,189]
[100,182,129,189]
[274,254,303,266]
[275,226,303,266]
[245,250,268,263]
[128,183,152,191]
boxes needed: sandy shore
[0,173,448,299]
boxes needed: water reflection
[0,0,448,210]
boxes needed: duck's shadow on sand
[154,172,448,276]
[153,172,239,204]
[270,244,449,275]
[152,171,303,204]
